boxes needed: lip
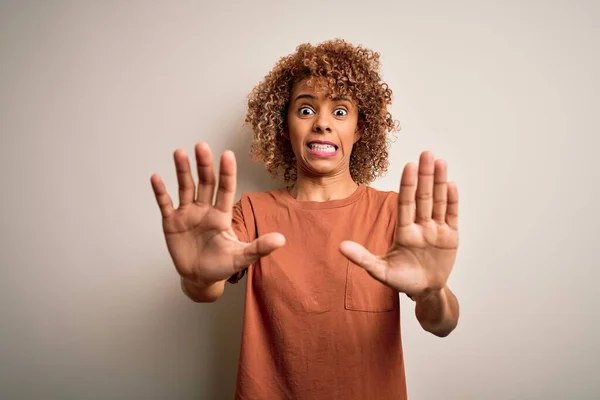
[306,140,339,149]
[306,140,339,158]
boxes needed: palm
[162,204,244,283]
[340,151,459,297]
[151,143,285,286]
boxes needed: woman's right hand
[150,142,286,287]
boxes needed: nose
[312,113,332,133]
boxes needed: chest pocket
[344,260,398,312]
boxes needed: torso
[231,185,408,399]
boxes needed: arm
[152,144,283,306]
[339,151,461,338]
[181,277,226,303]
[414,285,459,337]
[180,269,245,302]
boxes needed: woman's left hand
[339,151,459,298]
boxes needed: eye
[334,108,348,117]
[298,106,315,116]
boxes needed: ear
[354,131,362,143]
[354,123,363,144]
[283,129,290,139]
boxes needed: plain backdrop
[1,0,598,399]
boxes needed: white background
[1,0,598,398]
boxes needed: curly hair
[245,39,399,184]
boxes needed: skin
[150,77,460,336]
[339,151,460,337]
[150,145,286,302]
[286,78,460,337]
[284,78,362,202]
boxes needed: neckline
[276,183,367,210]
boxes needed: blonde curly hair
[245,39,399,184]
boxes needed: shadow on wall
[204,120,283,399]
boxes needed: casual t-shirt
[229,184,407,399]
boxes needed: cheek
[287,120,308,142]
[341,127,359,148]
[286,130,303,154]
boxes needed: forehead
[290,77,353,101]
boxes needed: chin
[300,163,338,177]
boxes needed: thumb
[235,232,286,270]
[339,241,388,284]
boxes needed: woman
[150,39,460,399]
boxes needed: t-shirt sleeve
[227,197,250,284]
[232,198,249,243]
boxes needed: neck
[288,173,359,202]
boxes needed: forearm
[414,285,459,337]
[181,277,226,303]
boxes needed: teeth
[309,144,336,152]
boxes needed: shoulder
[238,188,285,205]
[359,186,399,222]
[363,185,398,204]
[234,188,287,218]
[363,185,398,197]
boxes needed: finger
[446,181,459,229]
[432,159,448,223]
[214,150,237,213]
[150,173,175,218]
[195,142,216,204]
[398,162,417,227]
[174,149,195,207]
[339,241,388,284]
[234,233,286,270]
[416,151,435,222]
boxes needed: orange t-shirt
[229,184,407,399]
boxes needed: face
[285,78,362,179]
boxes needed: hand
[150,142,285,285]
[339,151,458,298]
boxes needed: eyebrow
[331,95,352,103]
[294,94,317,102]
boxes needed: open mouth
[306,141,338,156]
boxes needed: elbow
[183,288,223,303]
[419,318,458,338]
[429,326,454,338]
[181,278,224,303]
